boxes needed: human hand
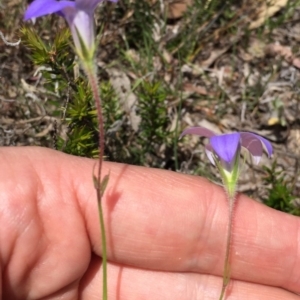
[1,147,299,299]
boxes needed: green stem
[85,62,108,300]
[218,197,234,300]
[97,190,108,298]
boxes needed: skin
[0,147,300,300]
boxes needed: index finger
[76,157,300,295]
[3,147,299,295]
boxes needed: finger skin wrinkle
[1,151,45,298]
[285,222,300,290]
[260,210,300,291]
[82,260,300,300]
[204,184,228,275]
[0,148,91,299]
[26,151,91,298]
[101,164,219,273]
[233,198,300,293]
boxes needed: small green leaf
[93,174,99,189]
[100,173,110,197]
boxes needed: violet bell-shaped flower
[181,126,272,170]
[180,126,273,197]
[24,0,117,62]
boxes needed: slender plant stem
[97,191,108,298]
[218,197,234,300]
[85,63,108,300]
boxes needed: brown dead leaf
[183,83,209,96]
[200,46,231,68]
[167,0,193,19]
[292,58,300,69]
[266,43,293,60]
[266,43,300,69]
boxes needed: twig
[0,31,21,46]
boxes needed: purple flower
[181,126,272,172]
[24,0,117,61]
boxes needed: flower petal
[205,144,216,166]
[240,132,273,164]
[24,0,75,20]
[256,135,273,157]
[210,133,240,164]
[240,132,263,164]
[180,126,215,139]
[62,7,95,55]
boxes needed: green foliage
[20,25,174,167]
[20,26,100,158]
[136,81,170,166]
[263,161,300,216]
[101,79,173,167]
[115,0,157,50]
[101,82,123,132]
[20,26,73,69]
[99,81,127,162]
[57,80,99,158]
[20,26,74,98]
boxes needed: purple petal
[62,7,95,51]
[240,133,263,164]
[24,0,76,20]
[180,126,215,139]
[76,0,103,10]
[240,132,273,164]
[210,133,240,164]
[205,144,215,166]
[256,135,273,157]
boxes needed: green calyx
[75,26,95,64]
[214,151,240,199]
